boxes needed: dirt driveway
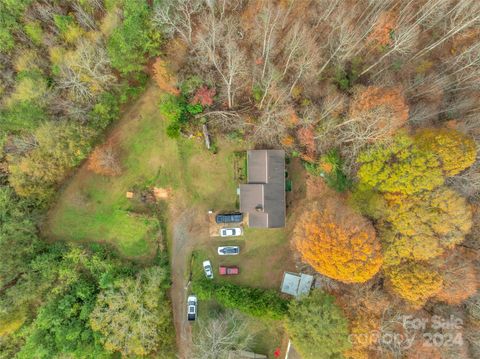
[169,201,211,359]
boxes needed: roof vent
[255,205,264,212]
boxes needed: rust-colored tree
[293,199,383,283]
[367,11,397,49]
[435,250,478,305]
[88,145,121,176]
[152,57,179,95]
[296,125,316,160]
[349,86,409,138]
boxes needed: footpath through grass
[45,85,237,258]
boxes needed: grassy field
[45,85,238,258]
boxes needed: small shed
[281,272,314,298]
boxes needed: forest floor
[44,82,301,358]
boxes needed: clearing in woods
[44,83,297,358]
[45,84,237,258]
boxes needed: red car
[219,266,239,275]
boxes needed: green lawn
[192,226,296,289]
[45,86,238,258]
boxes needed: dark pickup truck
[215,212,243,224]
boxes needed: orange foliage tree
[293,199,383,283]
[88,145,121,176]
[367,11,397,48]
[152,57,179,95]
[296,125,316,161]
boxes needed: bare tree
[197,15,246,109]
[153,0,203,44]
[56,40,115,104]
[192,311,254,359]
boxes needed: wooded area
[1,0,479,358]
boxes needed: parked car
[203,260,213,279]
[220,227,243,237]
[187,295,197,321]
[219,266,239,275]
[217,246,240,255]
[215,212,243,224]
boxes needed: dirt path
[170,207,195,359]
[169,200,211,359]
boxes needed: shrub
[186,103,203,115]
[180,76,203,96]
[24,22,43,45]
[304,149,351,192]
[159,94,184,123]
[191,86,216,106]
[89,92,120,130]
[166,122,181,139]
[88,145,122,176]
[193,279,289,320]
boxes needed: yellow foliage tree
[385,262,443,306]
[293,200,383,283]
[415,128,476,176]
[380,187,472,265]
[357,134,444,196]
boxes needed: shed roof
[281,272,314,298]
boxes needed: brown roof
[239,150,285,228]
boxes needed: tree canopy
[357,134,444,195]
[293,200,383,283]
[415,128,476,176]
[385,262,443,307]
[285,290,351,359]
[89,267,174,357]
[380,186,472,265]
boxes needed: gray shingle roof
[239,150,285,228]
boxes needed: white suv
[187,295,197,321]
[203,260,213,279]
[220,227,243,237]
